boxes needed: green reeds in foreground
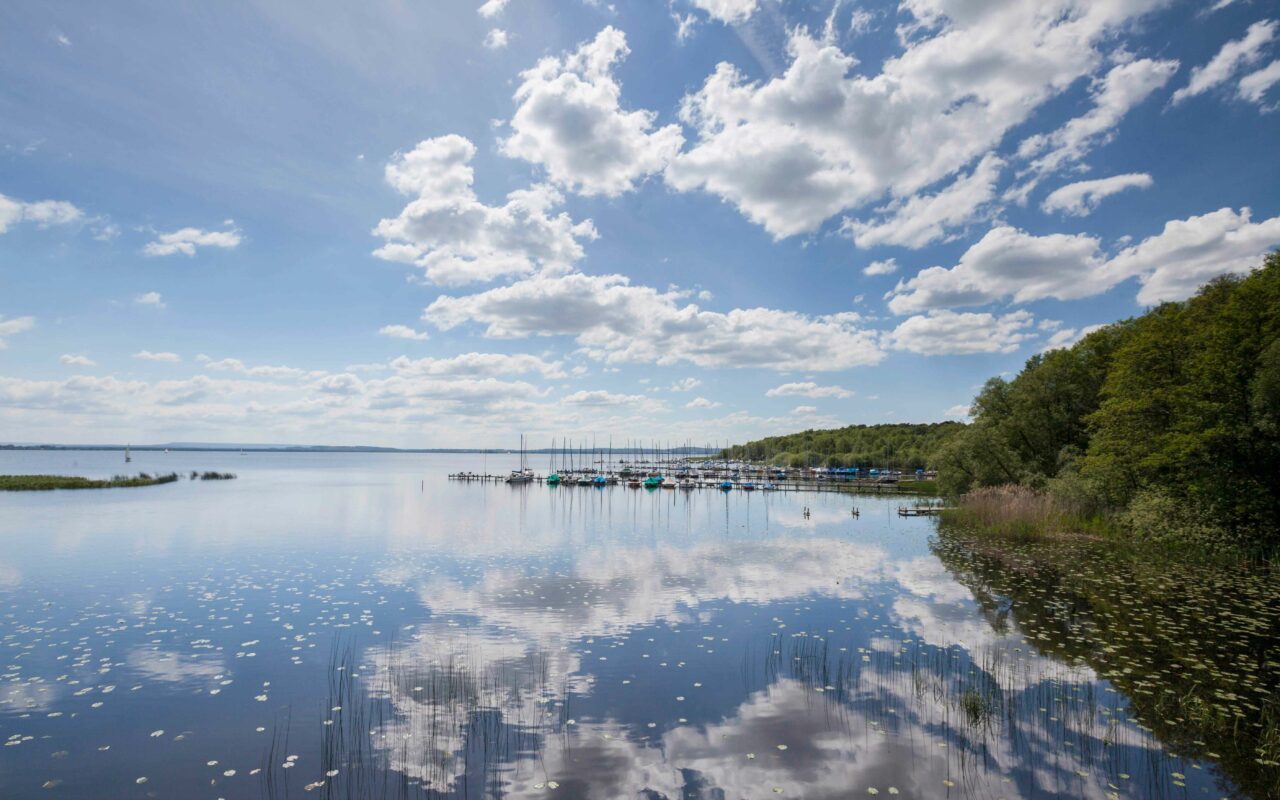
[940,484,1113,541]
[0,472,181,491]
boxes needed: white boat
[506,435,535,483]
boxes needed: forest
[720,421,964,469]
[727,252,1279,553]
[938,251,1280,553]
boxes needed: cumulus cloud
[1014,58,1177,191]
[669,377,702,391]
[666,2,1167,238]
[890,207,1280,313]
[59,354,95,367]
[132,351,181,363]
[373,135,597,285]
[134,291,166,308]
[0,192,82,234]
[0,315,34,349]
[201,357,307,379]
[790,404,818,414]
[1237,59,1280,108]
[1041,173,1153,216]
[1040,323,1105,353]
[943,404,971,418]
[143,225,241,257]
[765,381,852,399]
[378,324,430,341]
[424,272,884,371]
[389,352,566,379]
[478,0,509,17]
[483,29,508,49]
[686,396,722,409]
[502,27,683,197]
[691,0,758,24]
[888,226,1107,314]
[843,154,1003,249]
[1171,20,1276,105]
[562,389,652,407]
[862,258,897,276]
[1103,207,1280,304]
[887,310,1038,355]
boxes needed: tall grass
[941,485,1116,541]
[0,472,181,491]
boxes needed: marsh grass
[0,472,181,491]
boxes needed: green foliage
[722,422,964,470]
[0,473,181,490]
[946,251,1280,553]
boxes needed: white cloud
[686,396,722,409]
[1040,323,1105,353]
[790,404,818,414]
[943,404,971,418]
[1016,58,1177,187]
[378,324,429,341]
[888,226,1107,314]
[667,2,1166,238]
[134,291,166,308]
[0,315,34,349]
[562,389,656,409]
[862,258,897,276]
[887,310,1038,355]
[1042,173,1153,216]
[669,377,702,391]
[765,381,852,399]
[143,225,241,257]
[1171,20,1276,105]
[1237,59,1280,107]
[132,351,182,363]
[502,27,683,197]
[59,354,96,367]
[478,0,509,17]
[424,271,884,371]
[691,0,758,24]
[1103,207,1280,304]
[0,192,82,234]
[373,135,597,285]
[202,357,306,379]
[483,28,508,49]
[843,154,1003,249]
[389,352,566,379]
[891,207,1280,313]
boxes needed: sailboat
[506,435,535,483]
[546,438,561,485]
[124,444,131,463]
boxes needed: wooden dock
[449,472,937,497]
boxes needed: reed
[0,472,181,491]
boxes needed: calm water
[0,451,1248,798]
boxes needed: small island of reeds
[0,471,236,491]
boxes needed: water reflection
[0,452,1259,798]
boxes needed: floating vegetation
[0,472,181,491]
[934,523,1280,798]
[192,471,237,480]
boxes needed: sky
[1,0,1279,448]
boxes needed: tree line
[721,422,965,470]
[938,251,1280,553]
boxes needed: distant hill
[721,422,966,469]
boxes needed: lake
[0,450,1260,798]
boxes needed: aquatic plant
[0,472,181,491]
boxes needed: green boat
[546,473,561,485]
[643,475,662,489]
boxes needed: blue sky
[1,0,1278,447]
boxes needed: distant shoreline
[0,445,719,455]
